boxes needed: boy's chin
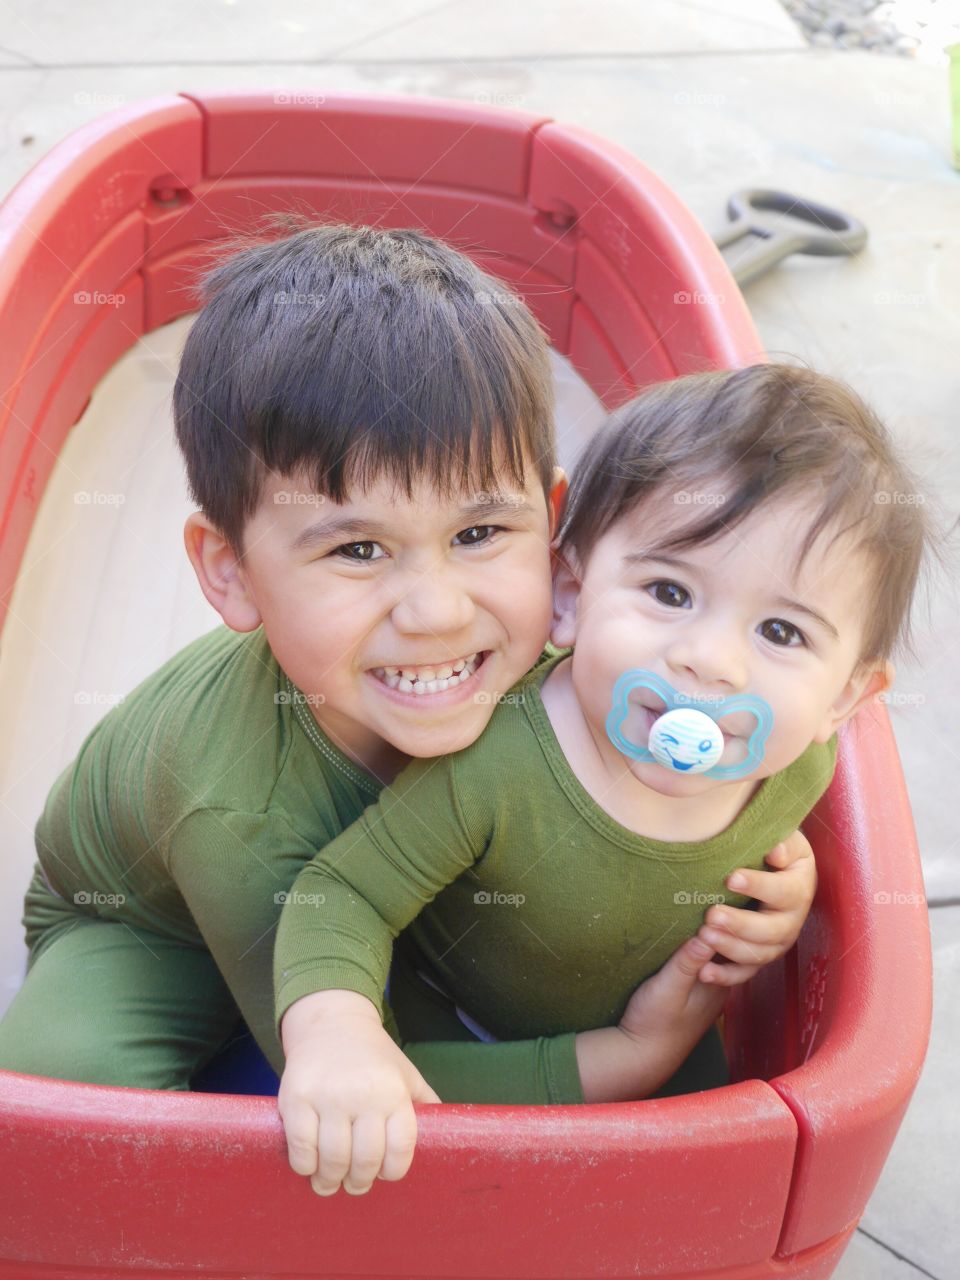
[384,707,497,760]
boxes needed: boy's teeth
[379,652,483,695]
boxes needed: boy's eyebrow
[290,498,538,553]
[460,497,539,523]
[291,517,391,552]
[624,552,841,640]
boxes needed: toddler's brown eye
[650,581,689,607]
[762,618,803,647]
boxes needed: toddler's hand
[278,994,441,1197]
[694,828,817,986]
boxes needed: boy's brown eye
[336,541,381,561]
[456,525,497,545]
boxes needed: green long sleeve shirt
[27,624,582,1100]
[276,652,837,1043]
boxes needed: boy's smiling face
[551,486,893,799]
[186,458,565,779]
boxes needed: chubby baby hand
[694,828,817,986]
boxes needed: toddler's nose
[665,628,749,694]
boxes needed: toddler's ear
[550,550,581,649]
[812,658,895,742]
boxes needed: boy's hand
[616,934,728,1055]
[278,993,441,1197]
[694,829,817,986]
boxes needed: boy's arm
[274,753,482,1031]
[273,821,819,1108]
[393,830,818,1103]
[279,932,731,1198]
[168,803,812,1106]
[166,805,583,1101]
[279,825,812,1116]
[394,935,727,1106]
[276,971,721,1193]
[277,823,809,1196]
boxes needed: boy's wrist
[574,1025,682,1103]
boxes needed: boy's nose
[389,573,476,637]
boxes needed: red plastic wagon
[0,91,932,1280]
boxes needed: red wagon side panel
[0,1073,798,1277]
[527,121,765,385]
[141,177,577,343]
[0,96,202,636]
[772,703,932,1254]
[181,90,549,198]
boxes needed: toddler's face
[552,486,892,798]
[212,458,563,774]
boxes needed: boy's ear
[183,512,263,633]
[547,467,568,541]
[813,658,895,742]
[551,549,582,650]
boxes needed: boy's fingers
[669,935,715,983]
[312,1112,353,1196]
[699,960,762,987]
[379,1105,419,1182]
[282,1104,320,1177]
[342,1113,387,1195]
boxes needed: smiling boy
[211,466,558,782]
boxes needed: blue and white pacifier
[606,669,774,780]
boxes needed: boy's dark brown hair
[173,214,556,559]
[557,362,940,666]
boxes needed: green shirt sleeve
[381,934,584,1103]
[169,807,323,1077]
[396,1032,584,1104]
[273,753,587,1105]
[166,798,583,1103]
[274,752,483,1028]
